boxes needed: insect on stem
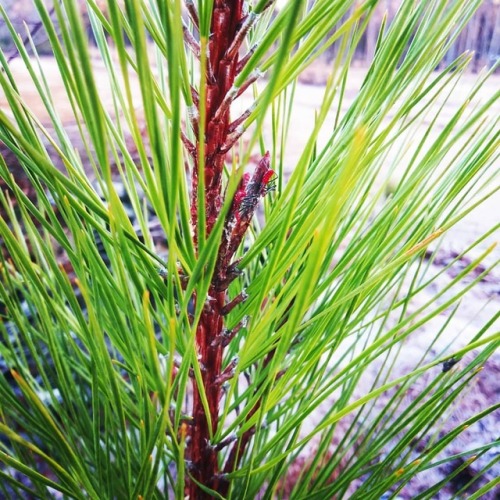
[442,357,460,373]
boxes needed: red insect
[233,189,247,206]
[262,169,276,186]
[261,169,277,193]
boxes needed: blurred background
[1,0,499,78]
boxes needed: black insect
[239,193,260,215]
[442,357,459,373]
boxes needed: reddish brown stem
[186,1,277,496]
[187,1,245,498]
[188,289,226,497]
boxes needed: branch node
[225,12,257,60]
[221,290,249,316]
[213,86,239,123]
[214,357,238,385]
[211,316,248,347]
[212,433,238,451]
[236,69,264,99]
[237,44,257,73]
[220,125,246,154]
[228,103,256,133]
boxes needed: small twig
[212,433,238,451]
[221,290,248,316]
[228,103,256,133]
[221,349,274,485]
[225,12,257,60]
[181,130,197,158]
[236,69,264,98]
[227,260,242,277]
[223,413,258,477]
[183,21,201,58]
[213,68,262,126]
[214,357,238,385]
[213,87,239,123]
[189,363,206,378]
[210,329,232,347]
[211,316,248,347]
[185,0,200,29]
[190,85,199,106]
[219,125,246,154]
[236,44,257,73]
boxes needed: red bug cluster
[211,152,275,292]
